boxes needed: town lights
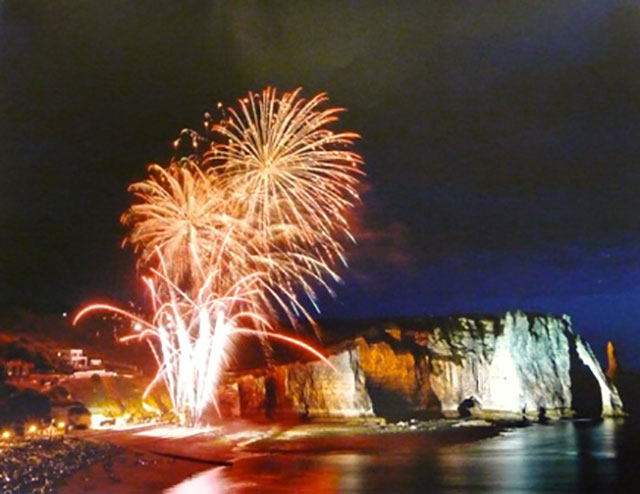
[57,421,66,430]
[115,413,132,427]
[90,413,107,429]
[1,430,11,440]
[27,424,38,434]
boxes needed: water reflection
[436,420,620,493]
[164,466,229,494]
[166,420,637,493]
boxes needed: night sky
[2,2,640,366]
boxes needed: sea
[166,419,640,493]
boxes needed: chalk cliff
[219,311,624,421]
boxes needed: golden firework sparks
[79,88,363,425]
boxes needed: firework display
[75,88,363,424]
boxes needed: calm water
[167,420,640,493]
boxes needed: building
[55,349,88,370]
[4,359,35,378]
[89,358,103,368]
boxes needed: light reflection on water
[164,467,229,494]
[166,420,637,493]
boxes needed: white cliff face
[496,313,573,417]
[427,317,504,417]
[428,311,623,419]
[574,333,624,417]
[483,317,527,415]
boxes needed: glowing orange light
[76,87,363,426]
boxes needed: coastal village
[0,328,148,437]
[3,346,141,383]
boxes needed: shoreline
[55,418,507,493]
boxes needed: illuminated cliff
[220,311,624,421]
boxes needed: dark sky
[2,1,640,365]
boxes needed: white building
[56,349,88,369]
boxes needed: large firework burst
[77,88,363,425]
[210,88,364,266]
[121,162,221,288]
